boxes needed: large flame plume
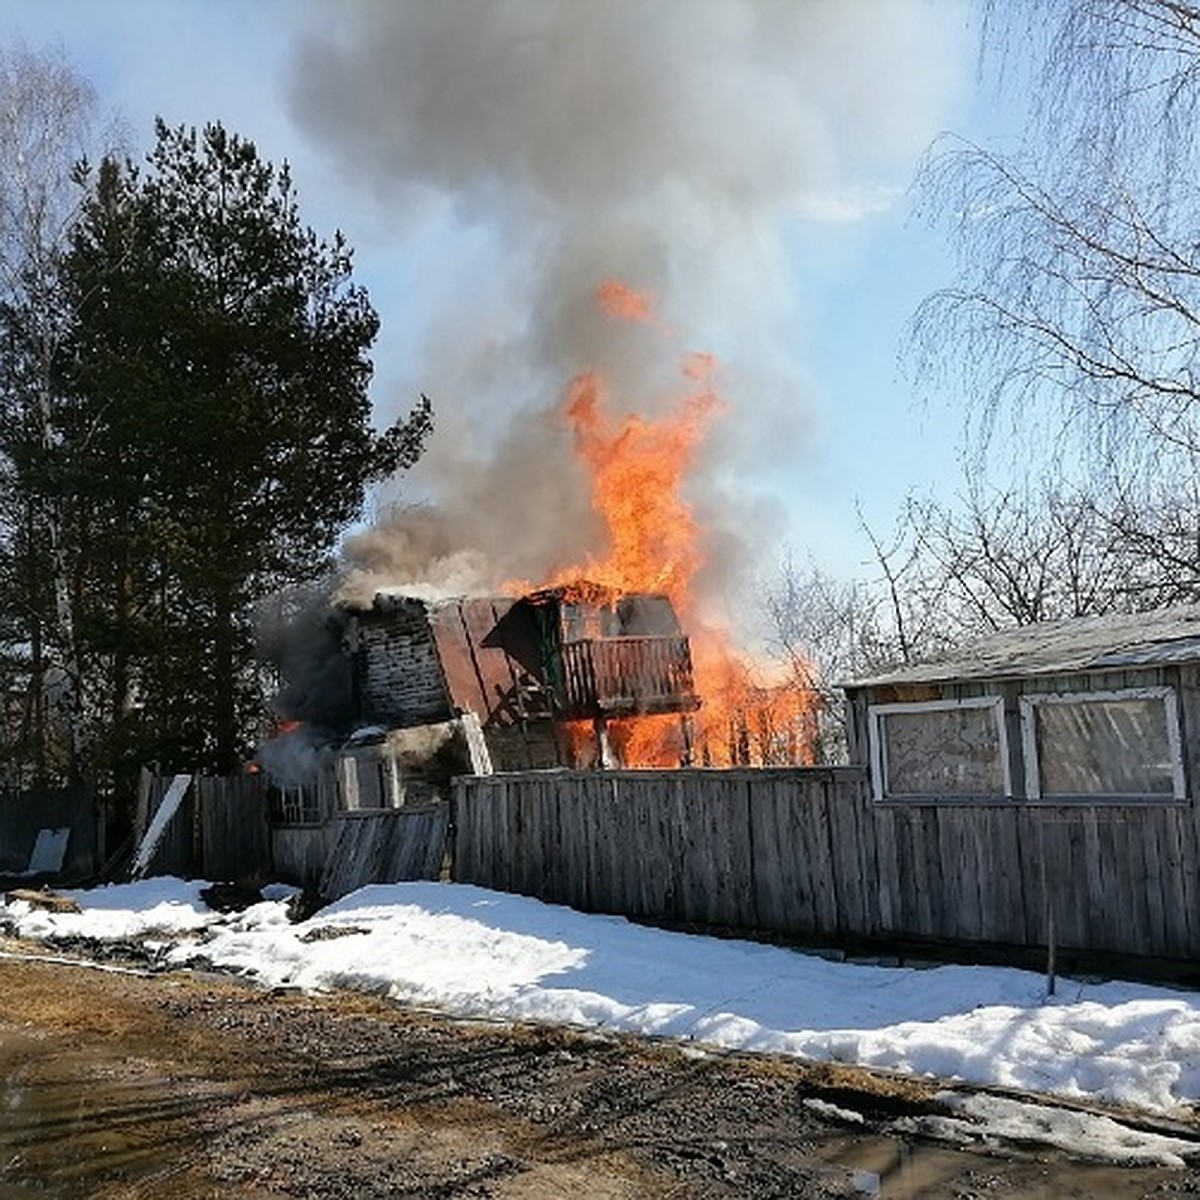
[537,281,816,768]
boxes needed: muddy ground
[1,942,1198,1199]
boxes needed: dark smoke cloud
[255,583,355,728]
[286,0,970,621]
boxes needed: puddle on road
[0,1021,231,1199]
[820,1131,1178,1198]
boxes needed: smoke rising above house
[285,0,970,614]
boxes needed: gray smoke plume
[285,0,970,623]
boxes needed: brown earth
[0,943,1197,1199]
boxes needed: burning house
[343,581,700,781]
[256,276,822,811]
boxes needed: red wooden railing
[558,636,699,717]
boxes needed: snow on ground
[4,877,1200,1166]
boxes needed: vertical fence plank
[872,803,898,936]
[1173,805,1200,957]
[198,775,270,882]
[750,775,810,936]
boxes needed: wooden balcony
[558,636,700,720]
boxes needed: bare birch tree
[903,1,1200,621]
[915,3,1200,485]
[762,541,935,763]
[0,43,106,787]
[900,478,1200,630]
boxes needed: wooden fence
[452,767,1200,967]
[0,786,101,881]
[126,762,1200,968]
[140,774,270,882]
[138,772,444,896]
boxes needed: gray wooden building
[817,604,1200,969]
[842,604,1200,806]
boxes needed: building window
[269,785,324,825]
[868,697,1010,802]
[1019,688,1186,801]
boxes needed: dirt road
[0,945,1192,1198]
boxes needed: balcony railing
[558,636,699,719]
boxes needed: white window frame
[1019,686,1187,802]
[868,696,1011,803]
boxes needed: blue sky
[0,0,1020,613]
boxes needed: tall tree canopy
[29,118,430,799]
[898,0,1200,632]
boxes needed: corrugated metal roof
[842,604,1200,689]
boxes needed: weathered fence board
[319,805,450,900]
[452,767,1200,965]
[197,775,271,883]
[871,804,898,934]
[1142,817,1170,956]
[1172,809,1198,950]
[749,779,807,934]
[273,824,334,888]
[987,809,1027,945]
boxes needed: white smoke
[286,0,972,620]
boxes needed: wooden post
[679,714,695,767]
[1046,906,1057,997]
[1036,811,1056,997]
[135,766,154,842]
[338,756,361,811]
[459,711,494,774]
[594,717,617,769]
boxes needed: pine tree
[53,120,430,802]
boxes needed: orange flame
[596,278,657,324]
[542,357,717,601]
[543,281,816,768]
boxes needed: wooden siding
[453,767,1200,962]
